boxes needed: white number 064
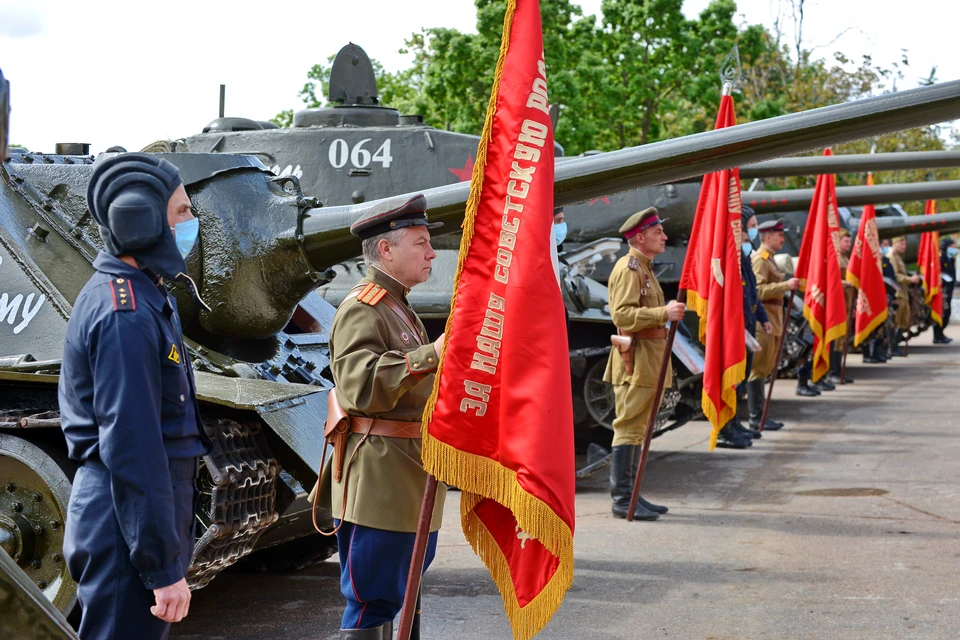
[328,138,393,169]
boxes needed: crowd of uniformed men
[56,152,955,639]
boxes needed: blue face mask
[747,227,759,241]
[173,218,199,258]
[554,221,568,246]
[948,247,959,259]
[742,242,754,255]
[882,246,892,256]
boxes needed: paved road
[174,329,960,640]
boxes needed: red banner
[795,149,847,381]
[678,94,745,450]
[918,200,943,326]
[846,173,889,346]
[420,1,574,638]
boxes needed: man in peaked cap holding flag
[59,153,212,638]
[605,207,686,520]
[314,193,446,639]
[747,219,800,429]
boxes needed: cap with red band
[619,206,667,239]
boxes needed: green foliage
[275,0,958,200]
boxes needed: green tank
[6,64,960,625]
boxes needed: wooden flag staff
[396,476,440,640]
[759,290,796,431]
[626,290,685,522]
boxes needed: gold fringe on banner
[804,307,846,383]
[853,308,888,348]
[417,0,575,637]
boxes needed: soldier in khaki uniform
[314,194,446,639]
[746,219,800,429]
[889,235,920,356]
[827,229,856,383]
[604,207,685,521]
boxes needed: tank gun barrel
[0,68,9,160]
[876,211,960,240]
[301,79,960,269]
[738,150,960,179]
[746,180,960,214]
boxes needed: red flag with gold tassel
[795,149,847,381]
[917,200,943,326]
[420,1,574,638]
[846,173,889,346]
[678,93,746,450]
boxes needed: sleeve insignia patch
[357,282,388,306]
[167,343,181,365]
[109,278,136,312]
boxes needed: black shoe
[889,347,905,357]
[612,502,659,520]
[934,336,952,344]
[815,379,835,392]
[750,418,784,431]
[732,421,761,439]
[796,384,820,397]
[718,424,753,448]
[637,495,668,514]
[862,355,882,363]
[716,432,751,449]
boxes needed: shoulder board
[109,278,136,312]
[356,282,388,306]
[627,256,640,271]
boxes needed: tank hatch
[294,43,400,128]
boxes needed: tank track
[188,417,280,589]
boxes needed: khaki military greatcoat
[316,267,445,532]
[749,247,792,380]
[890,252,913,330]
[603,248,671,446]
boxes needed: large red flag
[420,1,574,638]
[846,173,889,345]
[917,200,943,326]
[678,94,745,450]
[795,149,847,382]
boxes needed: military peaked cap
[757,218,785,232]
[619,206,667,239]
[349,194,443,240]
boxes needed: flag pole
[396,475,439,640]
[840,335,849,384]
[760,290,796,431]
[627,289,686,522]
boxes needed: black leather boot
[731,416,761,439]
[610,445,658,520]
[814,378,835,392]
[888,328,905,357]
[796,368,820,396]
[628,445,668,513]
[747,378,765,427]
[716,423,752,449]
[340,625,389,639]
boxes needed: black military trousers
[65,458,196,640]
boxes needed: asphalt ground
[173,325,960,640]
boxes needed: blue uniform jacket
[741,246,769,335]
[59,253,211,589]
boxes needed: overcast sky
[1,0,957,154]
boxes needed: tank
[182,43,960,284]
[5,66,960,622]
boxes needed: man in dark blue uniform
[719,207,770,447]
[59,153,212,639]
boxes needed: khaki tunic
[316,267,445,532]
[836,252,856,351]
[750,247,792,380]
[603,248,671,446]
[890,252,912,330]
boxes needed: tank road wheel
[0,433,77,616]
[584,358,616,430]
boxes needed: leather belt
[350,417,421,438]
[635,328,667,339]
